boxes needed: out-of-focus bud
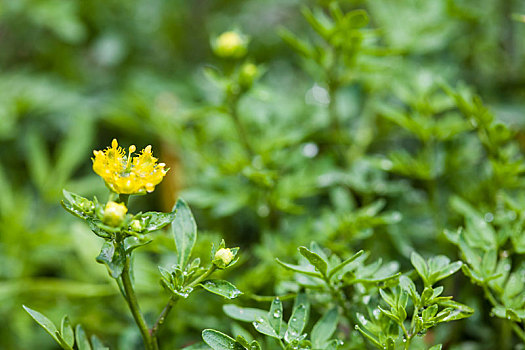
[103,201,128,227]
[213,248,235,268]
[213,31,247,58]
[239,62,259,89]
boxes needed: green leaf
[298,246,328,276]
[437,300,475,321]
[311,308,338,348]
[503,273,524,301]
[275,259,323,278]
[411,252,429,285]
[492,306,525,321]
[75,324,91,350]
[354,325,382,349]
[268,298,283,335]
[60,316,74,348]
[95,240,126,279]
[124,236,152,254]
[199,280,243,299]
[23,306,62,345]
[202,329,244,350]
[86,219,112,239]
[399,275,420,303]
[341,9,369,29]
[429,345,442,350]
[323,339,343,350]
[253,317,280,339]
[429,261,462,285]
[285,300,309,342]
[223,304,267,322]
[136,211,176,233]
[172,198,197,268]
[328,250,364,279]
[90,335,109,350]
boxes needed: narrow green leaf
[285,301,308,342]
[172,198,197,268]
[202,329,244,350]
[328,250,364,279]
[75,324,91,350]
[311,308,338,348]
[399,275,420,304]
[298,246,328,276]
[354,325,382,348]
[223,305,267,322]
[60,316,74,348]
[429,261,462,285]
[268,298,283,335]
[90,335,109,350]
[199,280,243,299]
[23,305,61,344]
[411,252,429,285]
[275,258,323,278]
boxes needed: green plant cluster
[2,0,525,349]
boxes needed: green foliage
[207,294,342,350]
[4,0,525,349]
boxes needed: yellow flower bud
[213,31,247,58]
[103,201,128,227]
[214,248,234,267]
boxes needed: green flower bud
[239,63,258,89]
[214,248,234,268]
[213,31,247,58]
[103,201,128,227]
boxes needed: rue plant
[23,139,242,350]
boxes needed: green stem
[323,275,353,325]
[278,339,286,349]
[482,285,524,346]
[228,94,254,157]
[150,296,179,349]
[120,257,154,350]
[482,285,498,307]
[149,266,217,347]
[511,323,525,343]
[188,265,217,289]
[326,52,347,167]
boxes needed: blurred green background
[1,0,525,349]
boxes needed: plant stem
[150,296,179,349]
[150,266,217,347]
[120,256,154,350]
[511,323,525,343]
[482,284,524,347]
[188,265,217,289]
[322,275,353,325]
[228,95,254,157]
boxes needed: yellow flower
[92,139,168,194]
[103,201,128,227]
